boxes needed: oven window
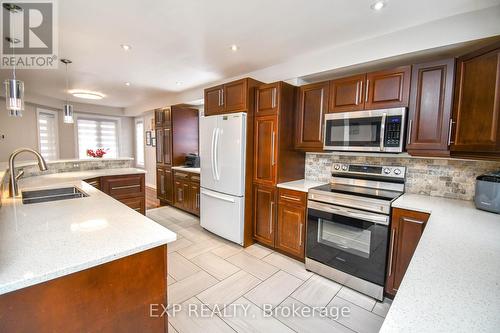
[318,218,371,258]
[326,117,382,147]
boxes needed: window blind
[38,111,59,161]
[77,117,118,158]
[135,121,144,166]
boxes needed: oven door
[324,111,386,151]
[306,200,389,286]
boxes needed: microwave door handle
[380,113,387,152]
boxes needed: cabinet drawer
[173,170,190,180]
[119,197,145,215]
[278,188,307,206]
[189,173,200,184]
[101,174,145,199]
[84,177,101,190]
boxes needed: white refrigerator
[200,112,247,245]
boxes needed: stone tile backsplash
[305,153,500,201]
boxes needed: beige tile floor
[147,206,392,333]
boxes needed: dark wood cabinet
[329,74,366,113]
[407,59,455,156]
[276,189,306,260]
[163,127,172,165]
[204,85,224,116]
[83,177,101,190]
[224,79,247,113]
[386,208,430,296]
[295,81,329,151]
[204,78,262,116]
[365,66,411,110]
[92,173,146,215]
[174,179,186,210]
[256,83,279,116]
[253,184,276,247]
[154,109,164,128]
[155,128,164,164]
[451,42,500,158]
[254,115,278,186]
[173,169,200,216]
[189,183,200,216]
[156,167,173,204]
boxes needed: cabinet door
[451,43,500,154]
[174,180,186,210]
[407,59,455,156]
[101,174,145,200]
[256,83,279,116]
[254,116,277,186]
[276,203,306,260]
[204,85,224,116]
[163,127,172,166]
[189,183,200,216]
[295,82,329,150]
[119,196,145,215]
[164,167,173,204]
[253,185,276,247]
[224,79,247,113]
[329,74,366,112]
[164,108,171,124]
[365,66,411,110]
[155,128,164,164]
[154,109,164,127]
[156,167,165,201]
[385,208,430,296]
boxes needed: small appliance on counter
[185,153,200,168]
[475,171,500,214]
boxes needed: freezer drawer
[200,188,245,245]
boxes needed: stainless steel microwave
[323,108,406,152]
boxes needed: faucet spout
[8,148,48,197]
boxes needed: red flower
[86,148,108,158]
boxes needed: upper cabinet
[204,78,261,116]
[451,42,500,157]
[329,74,366,112]
[256,83,279,116]
[406,59,455,156]
[365,66,411,110]
[295,81,329,151]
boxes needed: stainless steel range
[305,163,406,301]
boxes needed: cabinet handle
[218,90,221,106]
[178,188,183,202]
[388,228,396,277]
[299,223,303,246]
[196,193,200,208]
[280,195,300,202]
[87,181,99,187]
[403,217,425,225]
[269,201,274,235]
[448,119,455,145]
[355,81,361,105]
[272,87,277,108]
[407,119,413,145]
[365,79,369,102]
[175,173,188,179]
[271,131,276,166]
[221,89,224,106]
[111,184,140,190]
[160,175,165,194]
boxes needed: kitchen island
[0,165,176,332]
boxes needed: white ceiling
[1,0,499,109]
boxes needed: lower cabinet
[173,170,200,217]
[385,208,430,296]
[156,166,173,205]
[253,186,307,260]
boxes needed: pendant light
[3,3,25,117]
[61,59,74,124]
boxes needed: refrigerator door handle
[214,128,221,181]
[201,189,235,203]
[210,128,217,180]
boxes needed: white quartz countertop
[0,168,176,295]
[171,166,201,174]
[381,194,500,332]
[277,179,327,192]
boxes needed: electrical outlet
[0,134,5,141]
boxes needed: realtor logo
[1,0,58,68]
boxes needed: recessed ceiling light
[230,44,239,52]
[176,81,182,86]
[70,90,105,100]
[125,82,131,86]
[371,1,386,11]
[120,44,132,51]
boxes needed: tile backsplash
[305,153,500,201]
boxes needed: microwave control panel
[384,116,402,147]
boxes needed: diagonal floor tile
[372,297,392,318]
[262,252,313,280]
[197,270,262,310]
[327,296,384,333]
[167,237,194,253]
[227,252,279,280]
[168,252,201,281]
[168,270,218,305]
[245,270,304,309]
[244,243,273,259]
[191,252,240,280]
[336,286,376,311]
[177,237,226,259]
[211,242,244,259]
[291,274,342,307]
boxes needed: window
[135,119,144,167]
[37,109,59,161]
[76,115,120,159]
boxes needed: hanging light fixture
[60,59,74,124]
[3,3,25,117]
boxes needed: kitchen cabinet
[253,184,276,247]
[451,41,500,158]
[276,188,307,260]
[156,167,173,205]
[329,74,366,113]
[407,59,455,156]
[163,127,172,165]
[295,81,329,151]
[255,83,279,116]
[154,109,164,128]
[203,78,262,116]
[173,169,200,216]
[155,128,164,164]
[385,208,430,297]
[189,182,200,216]
[365,66,411,110]
[253,115,278,186]
[84,177,101,190]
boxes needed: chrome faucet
[9,148,48,197]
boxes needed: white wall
[142,111,157,188]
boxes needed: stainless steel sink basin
[22,187,88,204]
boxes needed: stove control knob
[383,168,391,174]
[341,165,348,171]
[394,168,401,175]
[334,164,341,170]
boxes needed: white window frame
[135,118,145,168]
[36,108,60,161]
[74,113,122,159]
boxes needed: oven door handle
[308,201,389,226]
